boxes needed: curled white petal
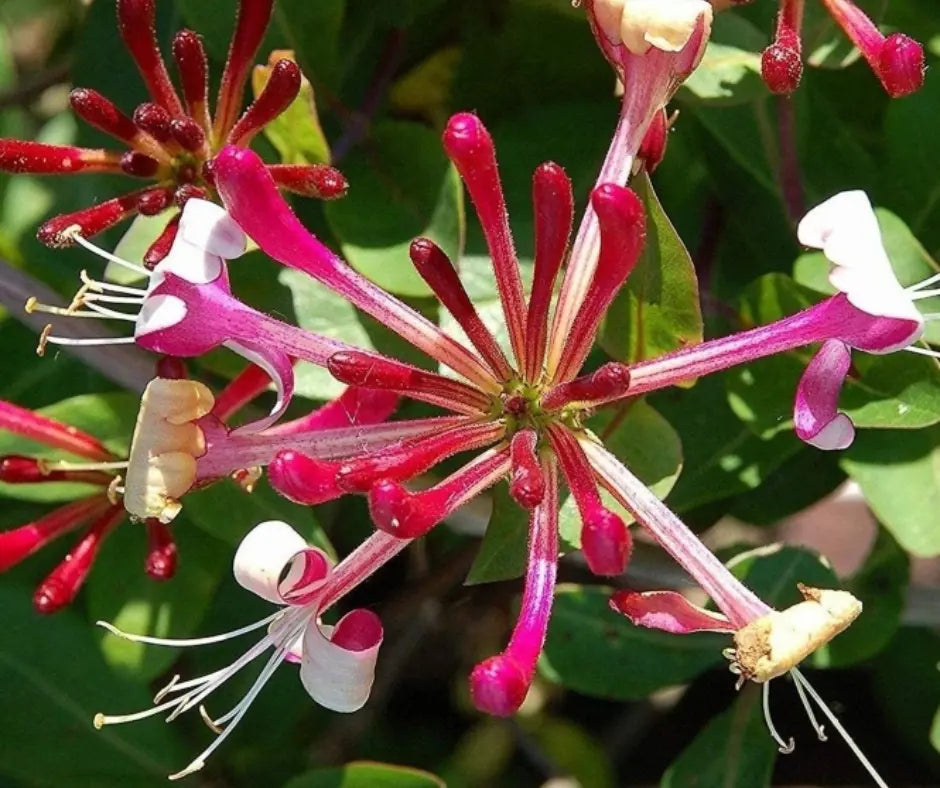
[299,609,383,713]
[804,413,855,451]
[233,521,309,604]
[153,238,224,285]
[179,198,247,259]
[797,190,923,324]
[135,294,188,337]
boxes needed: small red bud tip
[442,112,489,161]
[228,59,302,146]
[173,183,207,207]
[469,655,528,717]
[268,164,349,200]
[133,102,172,142]
[267,450,341,505]
[0,140,114,175]
[761,43,803,94]
[116,0,184,116]
[137,188,173,216]
[542,362,631,409]
[155,356,188,379]
[877,33,925,98]
[145,520,178,580]
[172,30,209,112]
[509,431,544,509]
[170,118,206,152]
[637,109,669,171]
[120,150,160,178]
[70,88,139,144]
[38,192,142,247]
[367,479,433,539]
[581,509,632,577]
[0,455,45,483]
[144,214,180,268]
[33,578,74,614]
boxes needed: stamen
[95,611,281,648]
[38,330,137,355]
[791,668,888,788]
[762,681,795,754]
[26,298,130,321]
[906,271,940,291]
[40,459,128,473]
[80,301,140,321]
[910,288,940,300]
[83,293,146,305]
[69,232,152,278]
[791,671,827,741]
[79,270,148,295]
[199,705,224,734]
[905,345,940,359]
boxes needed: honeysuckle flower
[753,0,925,96]
[0,397,173,612]
[0,0,346,262]
[572,191,937,450]
[592,449,888,785]
[95,519,396,780]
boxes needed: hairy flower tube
[0,0,346,262]
[747,0,925,95]
[95,520,394,780]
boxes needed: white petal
[154,237,224,285]
[621,0,711,55]
[299,610,383,713]
[179,198,247,259]
[797,191,876,252]
[805,414,856,451]
[135,294,187,337]
[233,520,308,604]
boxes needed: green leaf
[523,716,615,788]
[273,0,345,92]
[465,483,528,585]
[661,685,777,788]
[283,761,445,788]
[0,585,182,785]
[324,120,464,298]
[541,585,724,701]
[0,392,137,503]
[559,401,683,548]
[600,171,703,365]
[815,528,908,668]
[679,14,766,105]
[88,522,227,682]
[252,51,331,165]
[651,373,802,513]
[841,425,940,557]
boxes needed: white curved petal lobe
[233,520,309,604]
[299,609,383,713]
[135,294,188,337]
[179,198,248,259]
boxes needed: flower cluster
[0,0,935,783]
[0,0,346,263]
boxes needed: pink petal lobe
[794,339,856,451]
[609,590,734,634]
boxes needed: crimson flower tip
[877,33,925,98]
[581,509,632,576]
[469,654,529,717]
[267,450,342,506]
[761,41,803,95]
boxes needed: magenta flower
[0,0,346,263]
[756,0,925,96]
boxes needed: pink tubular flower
[94,520,395,780]
[594,190,936,451]
[600,463,887,784]
[0,0,346,262]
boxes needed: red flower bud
[134,102,172,142]
[116,0,184,116]
[267,164,349,199]
[37,190,145,246]
[0,140,119,175]
[227,59,302,146]
[70,87,139,145]
[877,33,925,98]
[121,150,161,178]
